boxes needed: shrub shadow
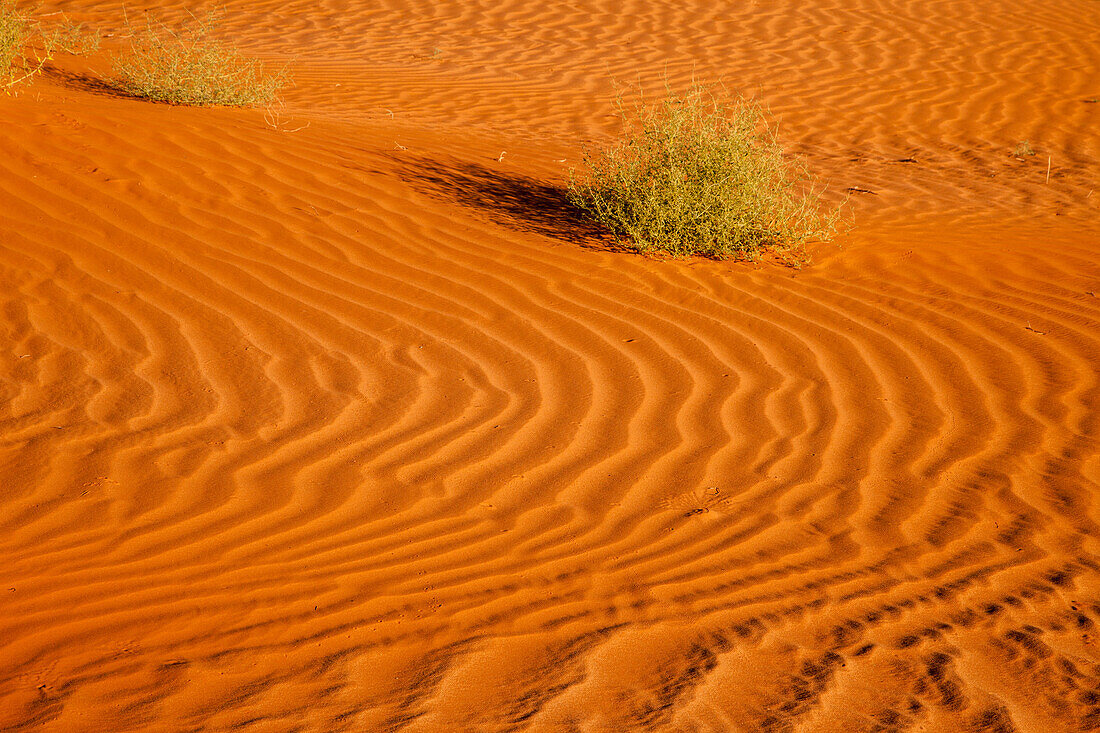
[41,66,143,101]
[396,157,628,252]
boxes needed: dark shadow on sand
[396,157,630,253]
[41,65,145,102]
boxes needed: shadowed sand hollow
[2,0,1100,730]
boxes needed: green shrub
[111,11,288,106]
[568,84,838,260]
[1,0,51,90]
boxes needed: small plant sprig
[1014,140,1036,157]
[111,10,289,107]
[568,82,839,260]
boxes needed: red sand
[2,1,1099,730]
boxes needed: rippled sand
[2,1,1099,730]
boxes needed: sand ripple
[3,0,1100,730]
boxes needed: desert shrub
[42,18,100,56]
[2,3,100,92]
[568,84,838,260]
[1,0,51,90]
[111,11,288,106]
[0,1,25,78]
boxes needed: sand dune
[2,0,1099,730]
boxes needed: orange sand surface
[2,1,1100,730]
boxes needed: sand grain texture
[2,1,1100,731]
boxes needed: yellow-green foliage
[111,11,288,107]
[569,84,838,260]
[1,0,49,90]
[0,2,22,78]
[42,19,100,56]
[2,3,100,91]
